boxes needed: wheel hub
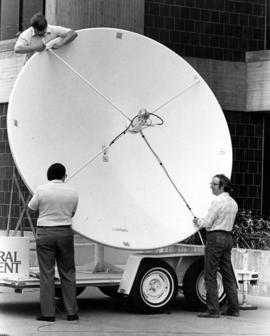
[142,271,170,304]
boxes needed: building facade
[144,0,267,213]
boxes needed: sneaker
[36,315,55,322]
[67,314,79,321]
[198,311,220,318]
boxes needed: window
[0,0,45,41]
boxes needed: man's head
[30,12,47,36]
[47,163,66,181]
[210,174,233,196]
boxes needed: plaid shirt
[197,192,238,232]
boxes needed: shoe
[36,315,55,322]
[221,311,240,317]
[198,311,220,318]
[67,314,79,321]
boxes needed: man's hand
[51,41,64,49]
[35,41,46,52]
[193,216,199,228]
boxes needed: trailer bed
[0,266,123,291]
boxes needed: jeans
[204,231,239,314]
[36,226,78,317]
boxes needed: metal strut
[66,110,163,182]
[48,49,131,121]
[139,130,204,246]
[139,130,195,217]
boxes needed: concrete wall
[46,0,145,34]
[186,57,246,112]
[246,50,270,111]
[0,0,20,41]
[232,248,270,297]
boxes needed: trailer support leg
[93,244,105,272]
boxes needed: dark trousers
[36,226,78,317]
[204,231,239,314]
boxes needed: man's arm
[27,207,36,216]
[193,200,219,229]
[14,42,45,54]
[71,193,79,217]
[14,41,46,54]
[51,29,78,49]
[27,191,39,213]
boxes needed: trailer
[0,236,258,314]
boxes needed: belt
[37,225,71,228]
[207,230,231,234]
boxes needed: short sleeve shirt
[15,24,71,61]
[28,180,78,227]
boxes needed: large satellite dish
[7,28,232,250]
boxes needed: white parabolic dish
[7,28,232,250]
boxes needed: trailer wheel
[55,286,86,299]
[183,259,226,310]
[98,286,121,298]
[129,259,177,313]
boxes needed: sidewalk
[1,286,270,336]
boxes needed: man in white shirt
[193,174,239,318]
[28,163,79,322]
[14,12,77,62]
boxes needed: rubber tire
[98,286,122,298]
[55,286,86,299]
[183,259,226,310]
[129,259,177,314]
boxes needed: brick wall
[225,110,263,213]
[0,103,31,231]
[145,0,265,61]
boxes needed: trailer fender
[118,254,144,295]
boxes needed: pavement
[0,286,270,336]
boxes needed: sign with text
[0,237,30,279]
